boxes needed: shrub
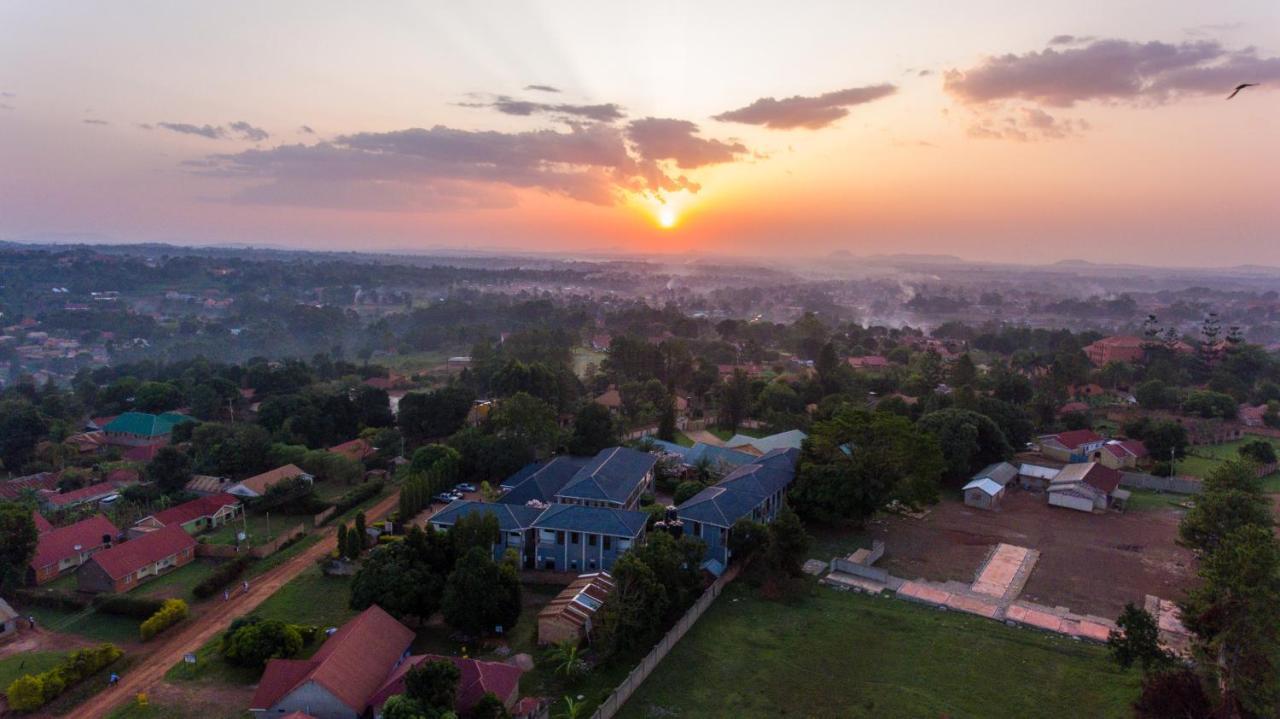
[322,480,385,524]
[6,674,44,712]
[221,619,303,669]
[140,599,189,641]
[193,555,252,599]
[94,593,166,619]
[10,589,90,612]
[5,644,122,712]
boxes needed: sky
[2,1,1280,266]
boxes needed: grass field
[617,582,1140,719]
[106,695,250,719]
[26,605,142,645]
[0,651,64,689]
[572,348,607,378]
[1176,437,1280,488]
[376,349,456,375]
[204,512,308,546]
[136,560,221,600]
[166,566,358,686]
[1123,489,1191,513]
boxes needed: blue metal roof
[647,440,756,470]
[428,500,543,532]
[676,447,799,528]
[532,503,648,538]
[724,429,807,453]
[498,456,587,506]
[556,447,656,505]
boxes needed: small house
[1047,462,1124,513]
[230,464,313,499]
[29,514,119,585]
[77,524,196,593]
[962,461,1018,510]
[1093,440,1149,470]
[1037,429,1106,463]
[0,598,20,637]
[1018,463,1060,491]
[131,493,241,537]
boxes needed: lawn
[166,566,357,686]
[1177,437,1280,487]
[377,349,456,375]
[25,605,142,645]
[0,651,64,689]
[572,348,607,378]
[106,694,250,719]
[204,512,308,546]
[1123,489,1190,513]
[616,582,1140,719]
[671,431,695,448]
[136,559,221,600]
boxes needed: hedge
[94,594,166,619]
[193,555,252,599]
[4,643,123,712]
[321,480,385,525]
[9,589,90,613]
[140,599,189,641]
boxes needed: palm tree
[550,640,586,679]
[559,696,586,719]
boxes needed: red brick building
[77,524,196,593]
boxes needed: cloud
[945,38,1280,107]
[467,95,625,122]
[967,107,1090,141]
[1048,34,1092,46]
[918,69,932,77]
[156,120,269,141]
[713,84,897,130]
[83,118,110,126]
[229,121,269,141]
[137,123,154,130]
[299,125,315,134]
[1,91,14,98]
[0,104,13,111]
[524,84,561,93]
[626,117,746,168]
[158,122,226,139]
[193,119,749,211]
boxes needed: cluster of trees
[380,658,511,719]
[219,616,319,669]
[349,516,521,639]
[1108,459,1280,717]
[593,532,707,658]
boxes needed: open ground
[864,491,1195,619]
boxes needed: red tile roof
[86,524,195,580]
[31,515,119,571]
[0,472,58,501]
[1081,463,1122,494]
[251,605,414,715]
[122,444,163,462]
[236,464,307,496]
[327,438,374,462]
[149,494,239,528]
[371,654,523,716]
[32,511,53,534]
[42,481,124,508]
[1043,429,1103,451]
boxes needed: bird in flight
[1226,83,1258,100]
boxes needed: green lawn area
[806,522,870,561]
[572,348,607,378]
[136,559,221,600]
[1123,489,1191,513]
[1177,437,1280,487]
[0,651,64,689]
[377,349,455,375]
[671,431,695,448]
[707,427,764,442]
[617,582,1140,719]
[204,512,310,546]
[107,700,250,719]
[166,566,357,686]
[25,605,142,645]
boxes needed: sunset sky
[2,1,1280,265]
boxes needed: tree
[403,658,461,713]
[727,518,769,561]
[1136,420,1188,463]
[548,640,587,680]
[719,369,752,431]
[917,408,1012,480]
[145,445,192,495]
[0,502,38,590]
[1178,460,1271,554]
[441,547,522,636]
[656,395,677,442]
[567,403,619,456]
[336,524,349,558]
[380,695,435,719]
[450,511,500,557]
[673,480,704,505]
[352,384,394,428]
[764,504,809,578]
[0,399,48,472]
[221,619,303,669]
[1132,668,1212,719]
[1182,390,1238,420]
[471,692,512,719]
[5,674,45,712]
[1238,439,1277,467]
[949,353,978,388]
[793,408,945,523]
[1107,603,1173,674]
[487,392,561,458]
[350,527,453,621]
[398,386,475,446]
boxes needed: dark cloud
[524,84,561,93]
[299,125,315,134]
[158,122,225,139]
[469,95,626,122]
[137,123,154,130]
[712,84,897,130]
[83,118,110,126]
[626,117,746,168]
[229,121,269,141]
[194,119,748,211]
[1,91,14,98]
[945,38,1280,107]
[918,69,932,77]
[1048,34,1091,46]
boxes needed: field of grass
[617,582,1140,719]
[26,605,142,645]
[1122,489,1191,513]
[167,566,357,686]
[671,431,695,448]
[203,512,307,546]
[0,651,65,689]
[1177,437,1280,487]
[107,699,250,719]
[136,560,221,600]
[572,347,607,378]
[377,349,456,375]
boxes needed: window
[618,538,631,551]
[603,536,612,550]
[556,531,565,545]
[693,521,702,537]
[571,532,580,545]
[540,529,556,543]
[588,533,598,547]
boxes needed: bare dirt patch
[868,491,1195,618]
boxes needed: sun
[657,205,679,229]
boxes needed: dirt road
[73,490,400,719]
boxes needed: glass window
[588,533,598,547]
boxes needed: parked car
[434,492,457,503]
[455,483,477,493]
